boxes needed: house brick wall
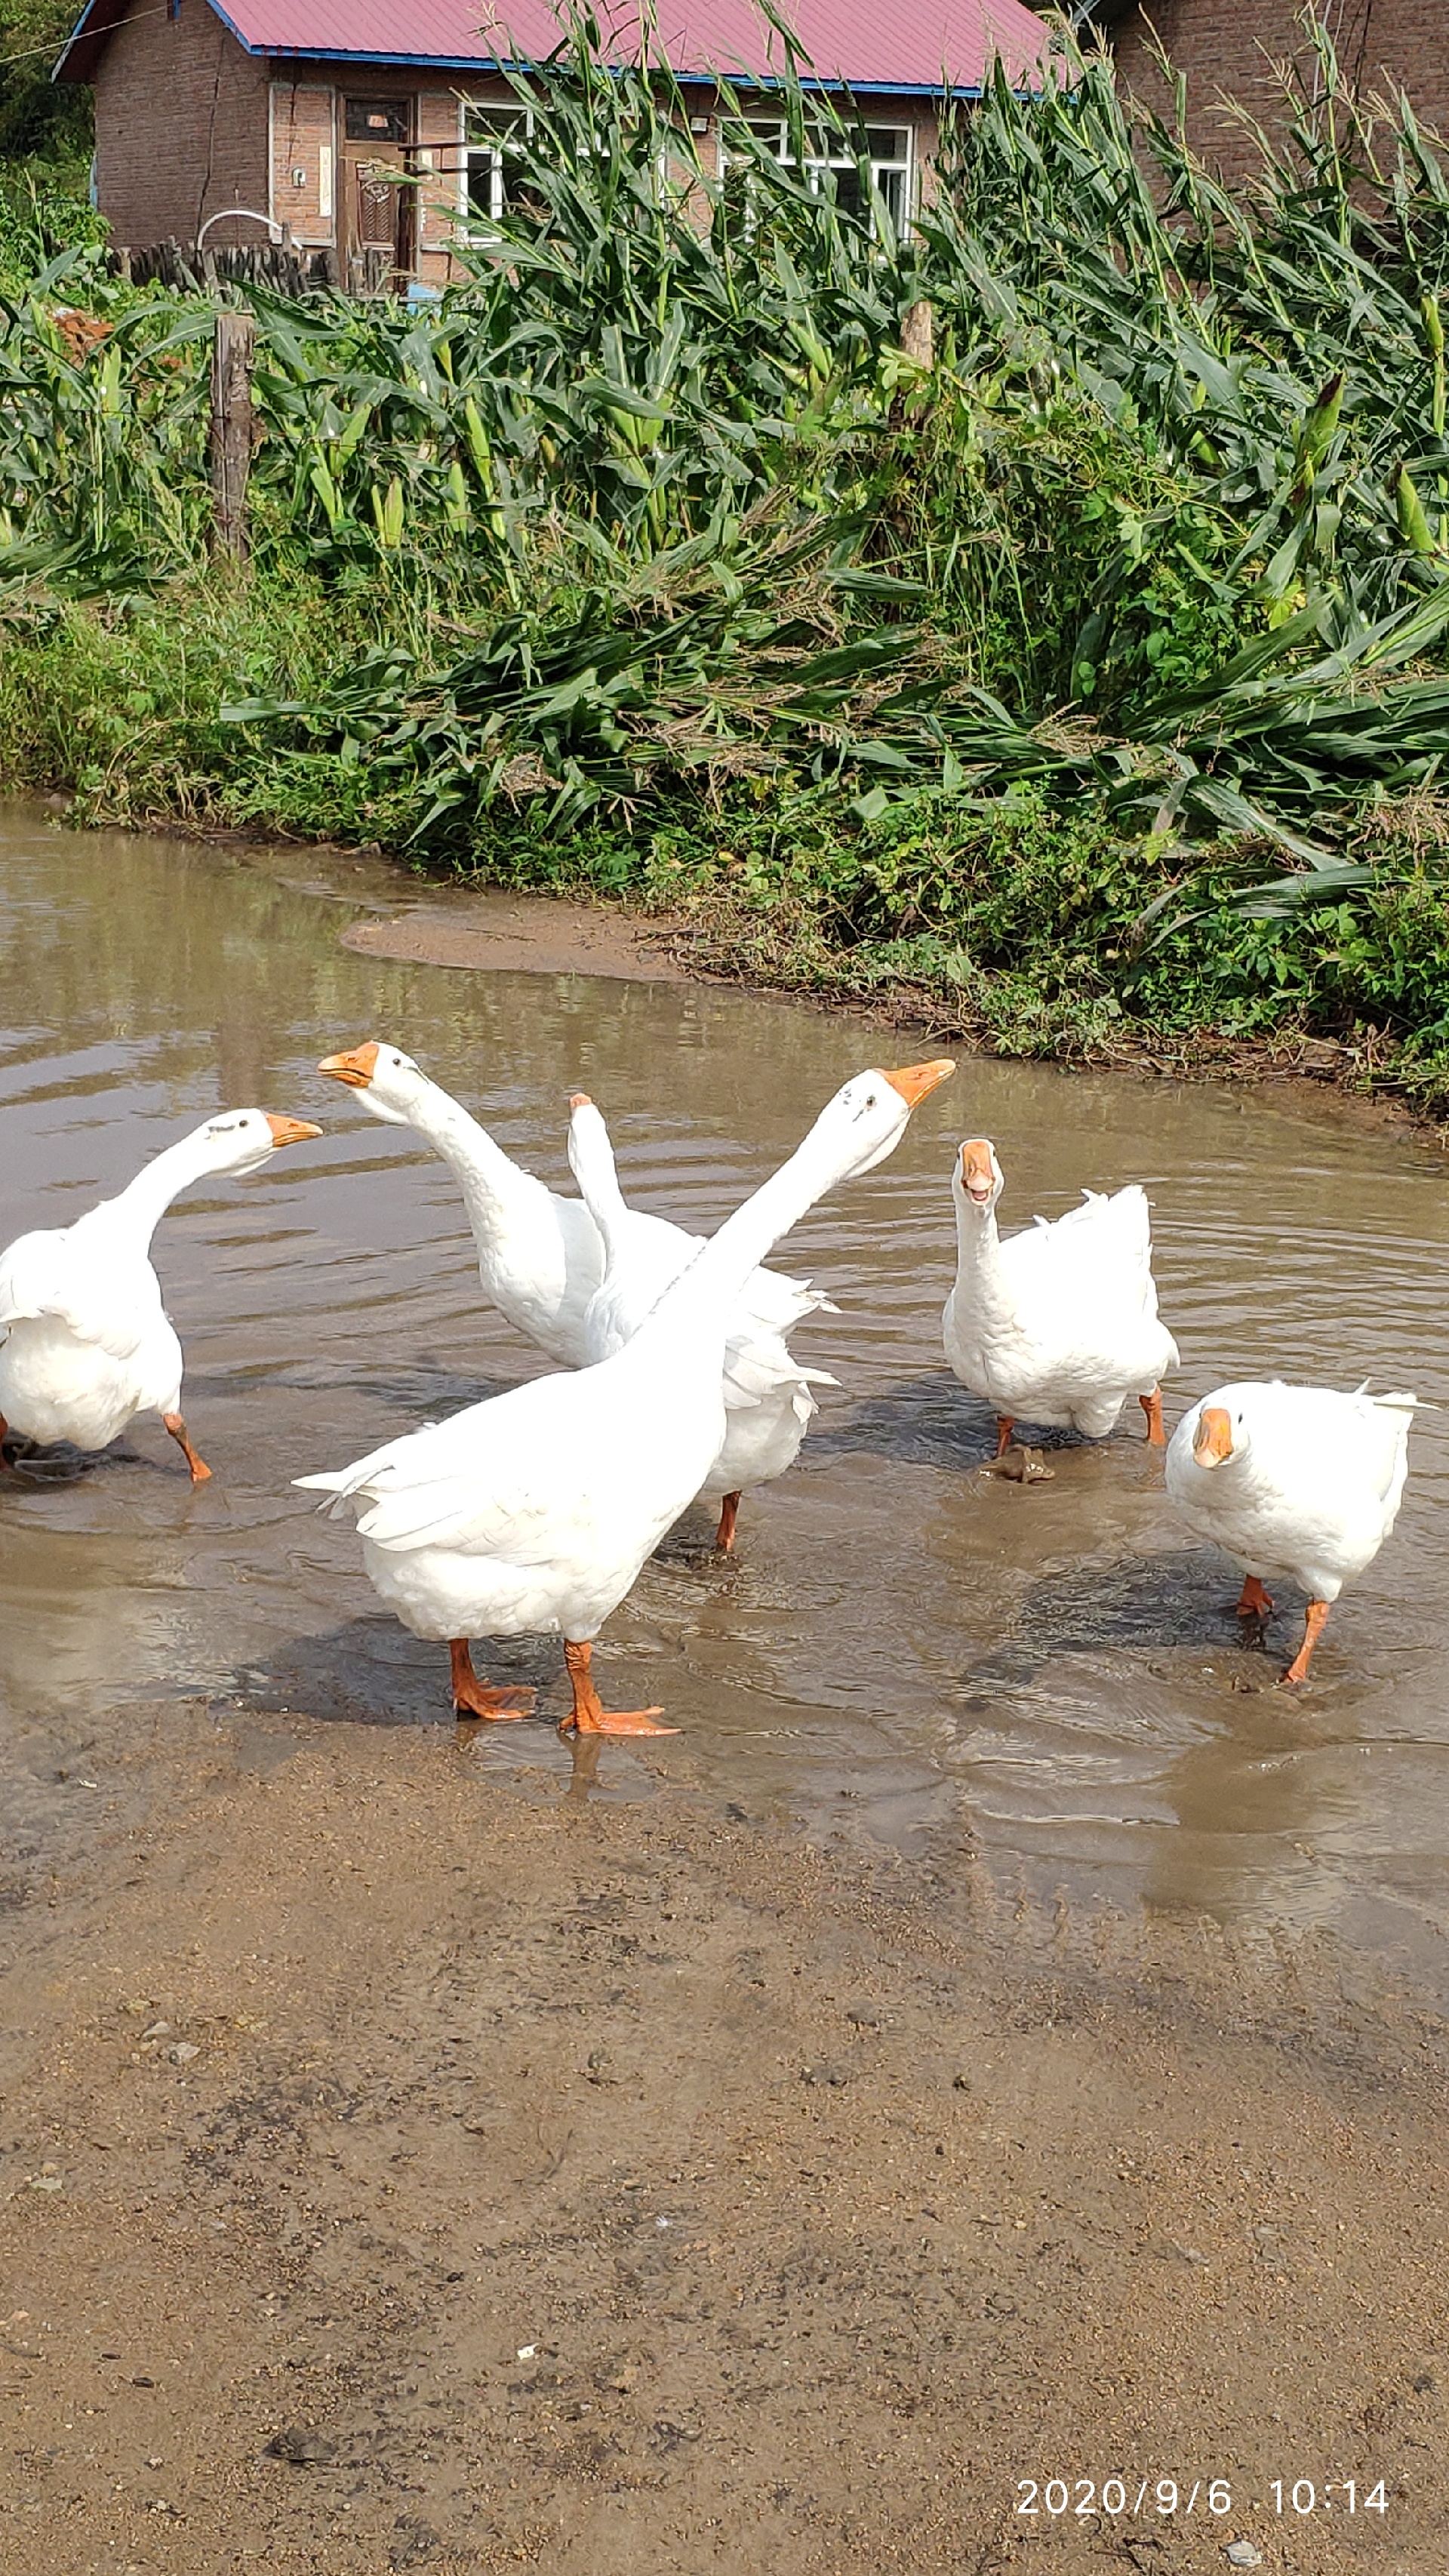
[1109,0,1449,183]
[88,10,940,272]
[417,85,474,279]
[94,0,269,251]
[270,80,335,250]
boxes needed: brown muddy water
[5,803,1449,2002]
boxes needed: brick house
[1098,0,1448,180]
[55,0,1051,291]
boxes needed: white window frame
[457,97,534,238]
[723,112,915,236]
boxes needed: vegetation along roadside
[5,10,1449,1113]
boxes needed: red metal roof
[59,0,1049,92]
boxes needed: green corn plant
[1395,464,1438,558]
[444,457,470,532]
[309,456,343,534]
[371,475,405,549]
[11,0,1449,922]
[1425,294,1446,435]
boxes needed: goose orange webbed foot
[561,1640,678,1737]
[1235,1575,1275,1622]
[1280,1599,1331,1688]
[449,1639,534,1723]
[162,1411,212,1484]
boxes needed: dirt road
[1,1690,1444,2575]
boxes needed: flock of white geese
[0,1040,1416,1725]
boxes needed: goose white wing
[1353,1390,1416,1505]
[296,1372,599,1559]
[734,1264,838,1335]
[720,1325,838,1414]
[0,1227,155,1359]
[1008,1184,1151,1285]
[0,1230,70,1326]
[1229,1379,1414,1470]
[1307,1385,1415,1511]
[1004,1183,1175,1342]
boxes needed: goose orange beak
[569,1091,593,1109]
[264,1115,323,1149]
[318,1043,380,1088]
[881,1058,956,1108]
[1193,1405,1234,1468]
[960,1138,995,1204]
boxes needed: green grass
[0,567,445,839]
[8,574,1449,1116]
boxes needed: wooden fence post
[210,309,256,562]
[900,299,934,371]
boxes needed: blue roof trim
[55,0,255,76]
[254,45,975,94]
[54,0,106,76]
[207,0,257,51]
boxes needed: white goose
[0,1108,321,1479]
[943,1138,1178,1454]
[1166,1380,1414,1684]
[319,1042,834,1383]
[566,1092,838,1551]
[297,1059,953,1733]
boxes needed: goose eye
[865,1091,877,1109]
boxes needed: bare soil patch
[1,1698,1444,2574]
[340,897,689,985]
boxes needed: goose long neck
[952,1187,1000,1269]
[635,1122,841,1356]
[952,1190,1012,1320]
[90,1127,222,1251]
[405,1080,540,1241]
[568,1119,629,1270]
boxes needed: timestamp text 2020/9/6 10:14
[1014,2477,1391,2519]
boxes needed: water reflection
[5,804,1449,1988]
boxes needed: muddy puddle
[5,803,1449,2000]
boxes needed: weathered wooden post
[900,299,934,371]
[210,309,257,562]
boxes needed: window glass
[827,163,869,221]
[465,103,528,143]
[723,112,912,232]
[872,164,906,226]
[462,102,537,229]
[344,98,409,143]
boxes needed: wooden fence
[107,239,332,297]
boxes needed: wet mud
[2,805,1448,2571]
[340,892,690,983]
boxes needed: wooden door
[340,97,416,293]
